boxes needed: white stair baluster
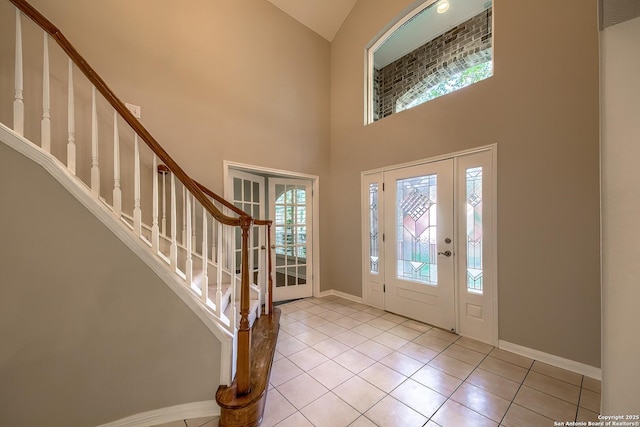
[41,32,50,152]
[231,229,237,330]
[201,208,209,304]
[192,195,197,252]
[112,110,121,217]
[264,226,269,315]
[151,155,160,253]
[170,174,178,270]
[185,192,193,286]
[182,188,187,244]
[161,171,167,235]
[14,9,24,136]
[216,222,223,315]
[67,59,76,175]
[133,134,142,236]
[91,86,100,195]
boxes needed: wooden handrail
[9,0,239,228]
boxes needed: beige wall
[0,142,222,426]
[330,0,601,366]
[601,15,640,413]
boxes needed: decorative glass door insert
[396,174,438,284]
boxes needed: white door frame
[224,161,320,299]
[361,144,498,345]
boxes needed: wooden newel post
[237,215,253,395]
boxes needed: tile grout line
[497,360,534,426]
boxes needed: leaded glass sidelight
[466,167,483,293]
[396,174,438,284]
[369,183,379,273]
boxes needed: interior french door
[362,149,496,344]
[269,178,313,302]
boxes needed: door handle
[271,244,276,249]
[438,250,452,257]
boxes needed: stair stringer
[0,122,235,386]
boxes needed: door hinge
[382,182,385,191]
[383,284,386,292]
[382,233,385,242]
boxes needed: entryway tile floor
[157,295,601,427]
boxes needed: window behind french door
[362,149,496,345]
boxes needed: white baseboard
[499,340,602,380]
[97,400,220,427]
[318,289,363,304]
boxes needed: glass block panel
[466,167,483,293]
[297,207,306,224]
[234,178,242,202]
[275,206,285,224]
[244,180,251,202]
[253,182,259,202]
[285,206,294,224]
[287,267,296,286]
[396,174,438,284]
[369,183,379,274]
[285,186,293,204]
[276,267,286,287]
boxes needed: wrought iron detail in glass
[466,167,483,293]
[369,183,379,274]
[396,175,438,285]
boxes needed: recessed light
[436,0,450,14]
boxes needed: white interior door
[269,178,313,302]
[384,159,456,331]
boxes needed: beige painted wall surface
[601,15,640,413]
[0,0,331,291]
[330,0,601,366]
[0,142,221,426]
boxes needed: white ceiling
[265,0,358,41]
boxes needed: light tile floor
[158,295,601,427]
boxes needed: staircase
[0,1,279,425]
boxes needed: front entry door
[384,159,455,331]
[269,178,313,302]
[363,149,496,344]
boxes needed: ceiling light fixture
[436,0,450,14]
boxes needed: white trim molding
[499,340,602,380]
[97,400,220,427]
